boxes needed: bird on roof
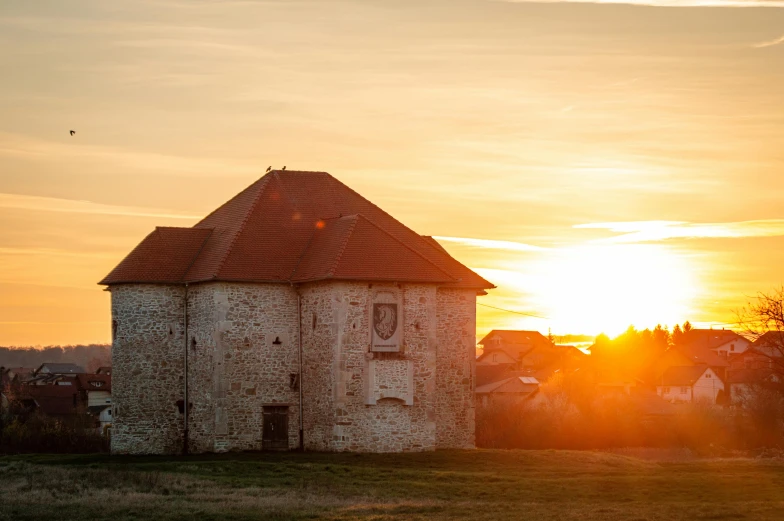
[69,130,75,136]
[282,166,286,170]
[266,166,271,172]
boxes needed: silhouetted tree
[672,324,684,345]
[737,286,784,382]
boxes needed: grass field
[1,450,784,520]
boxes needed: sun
[474,243,700,338]
[536,244,699,336]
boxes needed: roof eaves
[324,174,492,289]
[353,214,458,283]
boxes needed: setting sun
[537,244,699,336]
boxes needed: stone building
[100,170,494,454]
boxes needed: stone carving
[373,303,397,340]
[370,289,402,352]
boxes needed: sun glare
[475,243,700,337]
[538,244,698,336]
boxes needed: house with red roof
[100,170,494,454]
[679,328,751,357]
[656,365,724,404]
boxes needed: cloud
[433,236,546,252]
[0,133,260,177]
[497,0,784,6]
[0,247,115,258]
[576,220,784,243]
[753,34,784,48]
[0,193,201,220]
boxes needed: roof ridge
[194,174,269,226]
[321,174,493,289]
[327,215,360,278]
[351,214,457,282]
[181,229,214,282]
[286,217,339,283]
[210,175,272,280]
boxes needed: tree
[683,320,693,333]
[672,323,683,346]
[737,286,784,382]
[652,324,670,350]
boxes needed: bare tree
[736,286,784,381]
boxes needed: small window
[273,336,282,345]
[662,387,670,394]
[492,353,498,362]
[112,320,118,341]
[680,387,688,394]
[706,373,711,378]
[730,344,735,352]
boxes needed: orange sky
[2,0,784,345]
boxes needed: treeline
[0,344,111,372]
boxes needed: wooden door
[262,406,289,450]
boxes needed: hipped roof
[100,171,493,289]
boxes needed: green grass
[1,450,784,520]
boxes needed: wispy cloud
[498,0,784,6]
[577,220,784,243]
[0,247,115,258]
[0,193,201,220]
[0,133,259,177]
[433,236,546,252]
[753,34,784,48]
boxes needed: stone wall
[187,282,300,452]
[299,281,439,452]
[110,284,186,454]
[111,280,477,454]
[435,288,477,449]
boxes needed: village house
[752,331,784,360]
[475,375,539,407]
[1,365,113,432]
[100,170,494,455]
[654,343,729,382]
[680,328,751,357]
[477,330,552,365]
[35,363,85,375]
[656,366,725,404]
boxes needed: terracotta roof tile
[101,171,493,289]
[100,227,212,284]
[291,215,455,283]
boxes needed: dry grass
[1,450,784,520]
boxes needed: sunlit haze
[2,0,784,345]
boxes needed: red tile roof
[681,329,747,350]
[478,330,551,346]
[99,227,212,284]
[76,373,112,393]
[673,344,729,368]
[21,385,79,417]
[101,171,493,289]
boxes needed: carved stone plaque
[371,291,402,352]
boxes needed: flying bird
[282,165,286,170]
[69,130,75,136]
[266,166,271,172]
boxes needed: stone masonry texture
[110,281,478,454]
